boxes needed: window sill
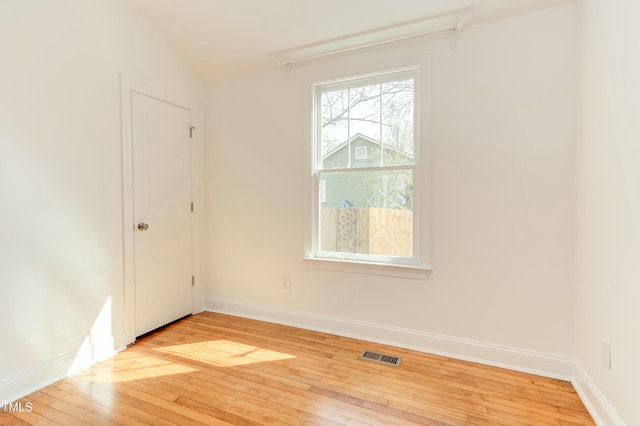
[303,257,431,280]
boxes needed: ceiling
[124,0,574,81]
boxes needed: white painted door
[132,92,193,337]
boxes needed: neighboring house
[320,133,413,207]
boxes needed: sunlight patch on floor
[74,355,196,383]
[153,340,296,367]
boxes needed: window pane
[320,79,414,170]
[348,84,381,168]
[320,90,349,168]
[319,170,413,257]
[381,79,414,165]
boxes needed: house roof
[323,133,413,160]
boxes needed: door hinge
[192,276,195,286]
[189,126,196,138]
[191,202,194,212]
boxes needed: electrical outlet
[601,338,611,370]
[282,275,291,290]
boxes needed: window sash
[315,70,417,172]
[314,169,418,266]
[317,164,414,174]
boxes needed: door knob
[137,222,149,231]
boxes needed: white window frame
[309,67,425,269]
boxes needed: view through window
[313,68,419,265]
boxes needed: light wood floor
[1,312,594,426]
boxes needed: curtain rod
[277,23,460,67]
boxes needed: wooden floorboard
[0,312,595,425]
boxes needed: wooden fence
[320,206,413,257]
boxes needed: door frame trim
[120,75,203,346]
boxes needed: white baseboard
[0,351,78,404]
[573,362,625,426]
[202,296,574,381]
[0,334,124,404]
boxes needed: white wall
[0,0,202,400]
[204,3,578,373]
[575,1,640,424]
